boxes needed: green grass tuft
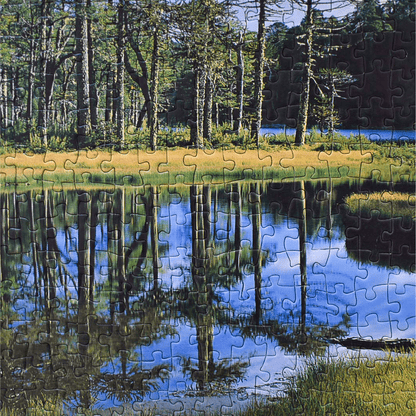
[345,191,415,219]
[236,352,416,416]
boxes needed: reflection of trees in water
[0,189,175,412]
[234,180,350,357]
[182,184,249,391]
[0,179,412,410]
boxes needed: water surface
[0,179,414,413]
[260,127,415,141]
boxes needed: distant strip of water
[260,126,415,141]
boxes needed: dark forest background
[0,0,414,150]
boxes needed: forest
[0,0,414,152]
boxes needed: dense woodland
[0,0,414,151]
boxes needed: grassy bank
[0,144,414,190]
[345,192,415,219]
[239,352,415,416]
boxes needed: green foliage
[310,129,372,151]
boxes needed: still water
[260,127,415,141]
[0,179,414,413]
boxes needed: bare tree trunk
[150,28,160,151]
[105,67,113,123]
[61,61,75,127]
[9,68,14,127]
[252,0,266,148]
[190,68,203,148]
[236,32,244,135]
[13,68,21,122]
[198,68,206,140]
[27,38,35,143]
[0,68,6,140]
[203,71,213,142]
[125,33,151,127]
[75,0,91,148]
[328,76,335,136]
[295,0,313,146]
[115,2,125,147]
[38,0,48,147]
[87,0,98,130]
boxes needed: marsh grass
[236,352,416,416]
[345,192,415,219]
[0,129,414,191]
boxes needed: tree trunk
[203,71,213,142]
[87,0,98,130]
[9,68,15,127]
[236,33,244,135]
[190,68,203,148]
[105,67,113,123]
[38,0,48,147]
[0,68,6,140]
[125,34,151,127]
[295,0,313,146]
[328,76,335,136]
[150,28,160,151]
[44,62,58,138]
[27,38,35,143]
[198,68,206,140]
[75,0,91,148]
[115,2,125,147]
[252,0,266,148]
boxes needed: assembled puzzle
[0,0,415,414]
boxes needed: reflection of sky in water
[260,127,415,142]
[5,183,415,409]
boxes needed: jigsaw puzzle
[0,0,415,414]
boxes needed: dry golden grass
[345,191,415,219]
[0,147,410,190]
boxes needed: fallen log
[329,337,416,351]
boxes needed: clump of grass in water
[235,352,415,416]
[345,192,415,219]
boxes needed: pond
[260,127,415,142]
[0,179,414,414]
